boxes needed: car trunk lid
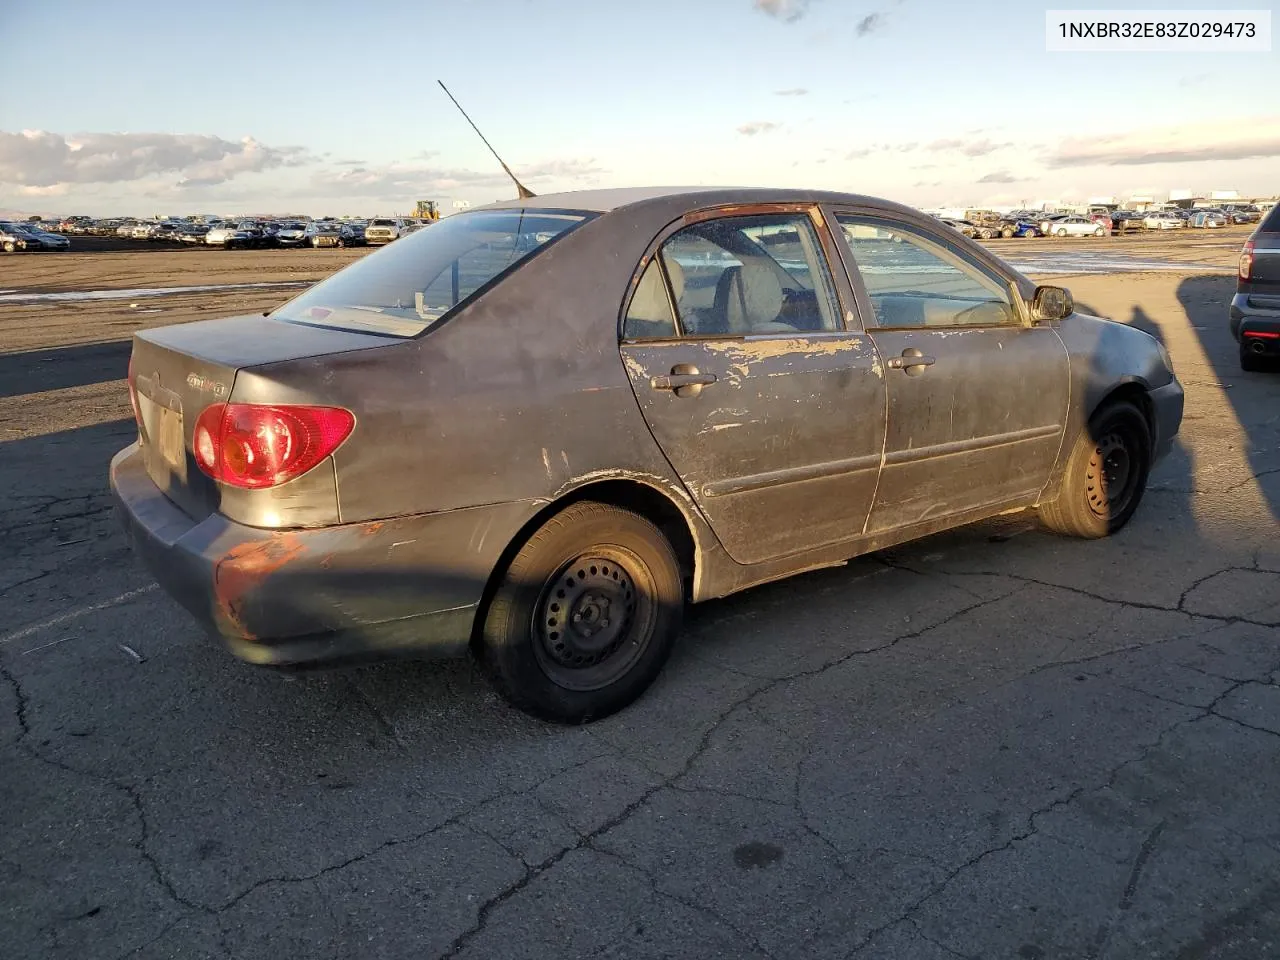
[129,313,395,521]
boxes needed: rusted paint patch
[214,534,307,639]
[621,353,648,380]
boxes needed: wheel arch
[469,477,704,652]
[1088,378,1155,438]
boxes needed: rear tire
[1001,227,1015,238]
[1038,401,1152,539]
[479,502,684,723]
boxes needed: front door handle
[886,348,936,375]
[650,364,717,398]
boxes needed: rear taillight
[193,403,355,489]
[127,353,141,429]
[1240,239,1255,281]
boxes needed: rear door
[828,210,1069,535]
[619,207,887,566]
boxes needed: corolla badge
[186,373,228,397]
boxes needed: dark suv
[1232,204,1280,371]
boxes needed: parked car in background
[1037,213,1069,235]
[338,221,368,246]
[938,217,982,239]
[1189,210,1228,229]
[1045,216,1106,238]
[224,221,276,250]
[273,221,309,247]
[1088,212,1114,234]
[110,186,1183,721]
[154,222,187,242]
[1112,211,1147,233]
[0,222,34,252]
[364,217,410,244]
[1,222,70,251]
[178,224,210,244]
[997,218,1041,238]
[1230,203,1280,371]
[1143,212,1184,230]
[303,221,342,247]
[1222,204,1262,225]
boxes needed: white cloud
[738,121,781,136]
[1046,118,1280,167]
[308,157,605,198]
[754,0,813,22]
[0,130,310,188]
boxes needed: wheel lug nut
[601,619,609,628]
[573,613,582,622]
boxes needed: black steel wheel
[1039,400,1152,538]
[480,502,683,723]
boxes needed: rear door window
[651,212,842,337]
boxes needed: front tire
[480,502,684,722]
[1038,401,1152,539]
[1056,228,1068,237]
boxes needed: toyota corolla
[111,187,1184,722]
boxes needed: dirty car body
[111,186,1183,721]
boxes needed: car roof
[473,185,922,219]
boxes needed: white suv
[364,218,410,245]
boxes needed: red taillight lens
[1240,240,1255,281]
[193,403,355,489]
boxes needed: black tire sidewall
[1070,401,1153,535]
[482,504,683,723]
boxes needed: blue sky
[1,0,1275,215]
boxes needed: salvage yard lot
[2,235,1279,959]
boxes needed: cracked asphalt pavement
[2,255,1279,959]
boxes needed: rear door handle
[887,348,936,374]
[650,364,717,398]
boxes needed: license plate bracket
[138,391,187,484]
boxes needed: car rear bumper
[1230,292,1280,341]
[1150,379,1184,464]
[110,443,540,668]
[1238,313,1280,359]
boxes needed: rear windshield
[271,208,592,337]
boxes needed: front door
[619,209,887,565]
[830,211,1070,535]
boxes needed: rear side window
[1260,205,1280,232]
[644,212,841,337]
[272,209,592,337]
[623,259,678,340]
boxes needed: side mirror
[1031,284,1073,322]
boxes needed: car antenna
[437,80,536,199]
